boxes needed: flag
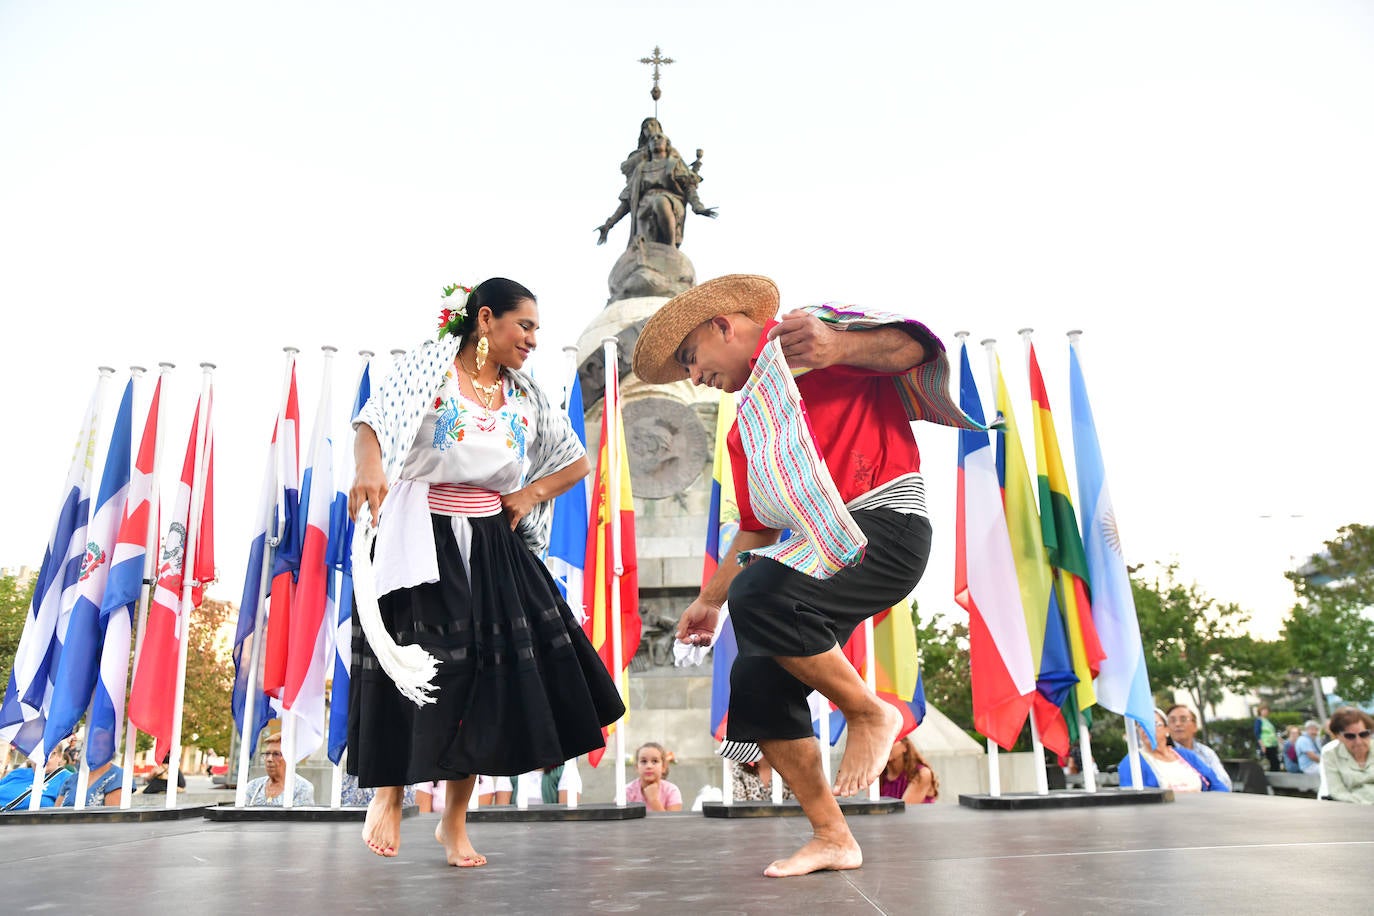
[546,373,589,620]
[991,350,1075,757]
[44,379,135,753]
[832,600,927,742]
[1069,341,1155,741]
[702,392,739,588]
[128,392,213,761]
[92,376,163,768]
[1028,342,1105,725]
[231,410,285,757]
[281,361,336,761]
[261,366,301,697]
[955,343,1036,750]
[582,380,640,767]
[0,377,105,759]
[327,361,370,765]
[709,611,738,742]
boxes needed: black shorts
[725,509,932,743]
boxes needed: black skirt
[346,513,625,787]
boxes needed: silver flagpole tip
[1017,328,1034,337]
[98,366,116,375]
[390,349,405,358]
[200,362,217,370]
[158,361,176,370]
[358,350,375,358]
[600,335,618,346]
[283,346,300,356]
[980,338,996,348]
[954,330,970,340]
[322,345,338,354]
[130,365,147,375]
[1066,329,1083,339]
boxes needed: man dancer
[632,275,979,877]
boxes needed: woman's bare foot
[763,834,863,878]
[362,787,404,857]
[435,819,487,867]
[833,703,902,796]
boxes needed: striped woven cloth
[735,337,867,579]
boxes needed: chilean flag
[128,393,214,761]
[91,376,163,767]
[261,365,301,698]
[954,342,1035,750]
[281,360,335,760]
[44,379,135,754]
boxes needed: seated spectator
[342,773,415,809]
[1118,709,1229,792]
[625,742,681,812]
[141,758,186,794]
[242,734,315,807]
[1295,720,1325,775]
[1281,725,1303,774]
[729,757,793,802]
[880,736,938,805]
[1165,705,1233,790]
[0,743,74,810]
[58,755,124,808]
[1322,706,1374,805]
[414,776,507,813]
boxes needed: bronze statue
[597,131,716,250]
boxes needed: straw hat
[632,274,780,384]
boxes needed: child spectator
[625,743,682,812]
[880,737,938,805]
[729,758,792,802]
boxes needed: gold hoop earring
[475,334,489,372]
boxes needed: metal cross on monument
[639,45,674,116]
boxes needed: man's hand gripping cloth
[348,336,586,707]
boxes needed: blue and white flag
[44,379,134,753]
[327,362,369,765]
[546,373,588,620]
[0,373,107,759]
[92,376,163,767]
[231,420,281,757]
[1069,340,1154,739]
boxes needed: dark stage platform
[3,793,1368,914]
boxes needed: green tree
[180,597,235,754]
[1131,563,1287,731]
[1283,523,1374,715]
[915,606,974,740]
[0,573,37,693]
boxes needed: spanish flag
[582,381,640,767]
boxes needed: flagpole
[602,336,627,806]
[562,345,578,411]
[282,712,296,809]
[1077,711,1098,792]
[235,348,296,807]
[1029,715,1050,796]
[165,363,214,810]
[121,362,172,808]
[722,758,733,806]
[1124,718,1144,790]
[863,616,879,801]
[819,700,832,785]
[988,739,1002,796]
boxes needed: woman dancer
[347,277,625,864]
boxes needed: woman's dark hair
[454,277,536,339]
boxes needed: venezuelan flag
[1028,343,1105,722]
[991,348,1075,756]
[582,386,640,767]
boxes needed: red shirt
[728,321,922,532]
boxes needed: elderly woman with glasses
[1322,707,1374,804]
[243,733,316,807]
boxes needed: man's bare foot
[763,835,863,878]
[435,819,487,868]
[833,703,902,796]
[362,788,403,857]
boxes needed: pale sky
[3,0,1371,639]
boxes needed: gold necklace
[460,359,501,410]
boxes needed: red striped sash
[427,483,502,517]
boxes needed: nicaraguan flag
[44,379,134,753]
[0,374,106,759]
[1069,340,1155,741]
[546,372,588,620]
